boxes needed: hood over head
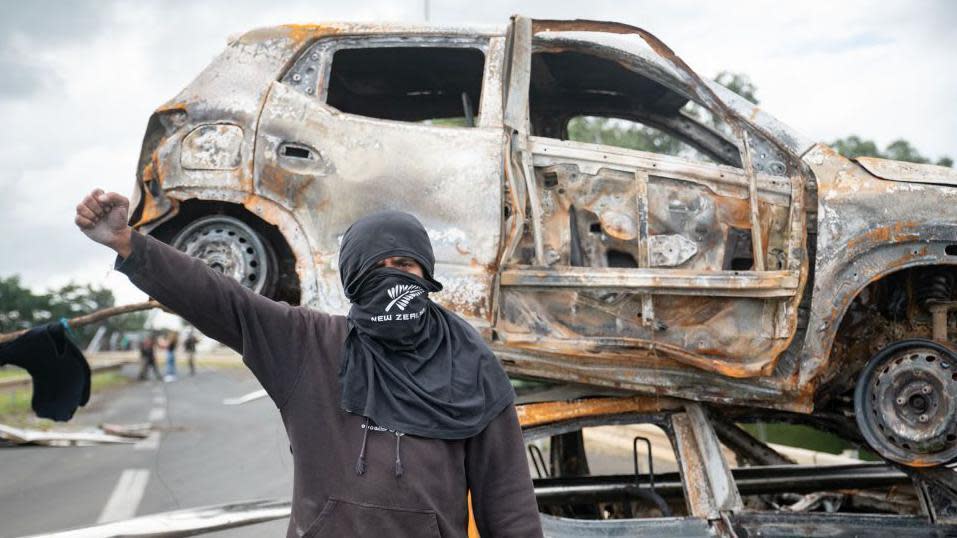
[338,210,443,300]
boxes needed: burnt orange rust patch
[134,193,167,228]
[281,24,340,45]
[845,221,920,250]
[132,158,176,228]
[257,164,289,202]
[241,194,287,229]
[256,164,317,208]
[155,101,188,114]
[516,396,681,428]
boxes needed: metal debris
[0,424,139,447]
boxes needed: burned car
[128,17,957,471]
[514,394,957,536]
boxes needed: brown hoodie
[116,231,543,537]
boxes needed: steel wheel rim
[172,216,275,295]
[854,339,957,466]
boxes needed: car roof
[229,21,814,158]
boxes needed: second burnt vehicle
[127,16,957,471]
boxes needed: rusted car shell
[797,145,957,392]
[131,23,507,323]
[855,156,957,187]
[127,20,957,416]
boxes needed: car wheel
[854,338,957,467]
[171,215,278,296]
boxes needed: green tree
[0,275,147,348]
[0,276,49,333]
[566,71,759,160]
[567,116,688,156]
[831,135,953,167]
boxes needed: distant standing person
[137,334,160,381]
[183,330,198,376]
[164,330,178,381]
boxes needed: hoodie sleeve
[115,231,328,406]
[465,404,544,538]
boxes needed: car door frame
[253,32,508,325]
[496,17,810,398]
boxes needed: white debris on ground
[0,423,148,447]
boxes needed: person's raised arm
[75,188,320,404]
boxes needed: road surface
[0,363,292,537]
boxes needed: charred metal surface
[728,512,954,537]
[709,415,795,467]
[496,18,811,404]
[498,345,790,410]
[799,143,957,400]
[856,156,957,187]
[129,18,957,448]
[495,133,804,378]
[525,405,933,534]
[534,463,909,504]
[669,410,746,538]
[539,514,713,538]
[516,396,682,428]
[255,81,503,319]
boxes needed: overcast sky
[1,0,955,308]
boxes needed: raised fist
[74,189,132,257]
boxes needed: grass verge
[0,371,131,427]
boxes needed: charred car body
[126,16,957,533]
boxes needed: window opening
[326,47,485,125]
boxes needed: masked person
[75,189,544,538]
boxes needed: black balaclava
[0,322,91,421]
[338,210,515,440]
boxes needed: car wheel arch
[141,192,311,305]
[801,235,957,395]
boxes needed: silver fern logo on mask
[385,284,425,313]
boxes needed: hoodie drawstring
[355,418,405,479]
[355,417,370,476]
[394,432,404,478]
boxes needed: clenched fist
[75,189,133,258]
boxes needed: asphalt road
[0,363,293,537]
[0,359,672,537]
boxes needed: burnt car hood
[855,156,957,187]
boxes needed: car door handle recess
[279,143,315,160]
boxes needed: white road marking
[152,395,166,405]
[148,408,166,422]
[96,469,150,523]
[134,431,162,451]
[222,389,268,406]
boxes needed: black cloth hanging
[0,322,91,421]
[337,210,515,439]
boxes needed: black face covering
[338,211,515,439]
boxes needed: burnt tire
[171,215,278,297]
[854,339,957,467]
